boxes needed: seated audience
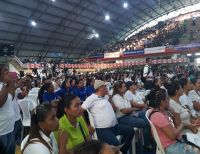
[167,81,199,134]
[82,80,134,154]
[179,77,200,118]
[188,77,200,112]
[112,81,152,150]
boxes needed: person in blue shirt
[56,78,71,97]
[43,83,59,103]
[69,78,76,95]
[73,79,87,102]
[86,78,95,96]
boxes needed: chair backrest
[87,110,98,140]
[146,109,166,154]
[27,94,38,108]
[18,98,35,127]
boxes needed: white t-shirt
[82,94,117,128]
[0,82,15,135]
[179,93,200,117]
[22,131,58,154]
[13,88,22,121]
[169,99,190,124]
[188,90,200,103]
[125,90,144,105]
[143,64,153,78]
[112,94,131,118]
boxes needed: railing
[12,56,28,69]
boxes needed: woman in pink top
[148,89,200,154]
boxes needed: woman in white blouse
[188,77,200,112]
[21,104,59,154]
[112,81,153,150]
[167,81,199,134]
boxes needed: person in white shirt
[82,80,134,154]
[167,81,199,134]
[143,58,153,90]
[112,81,153,150]
[179,77,200,118]
[0,64,16,154]
[21,104,58,154]
[188,77,200,112]
[125,81,146,109]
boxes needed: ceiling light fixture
[105,14,110,21]
[123,2,128,8]
[30,20,37,27]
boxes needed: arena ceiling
[0,0,200,59]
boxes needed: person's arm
[193,101,200,111]
[130,100,145,109]
[58,129,71,154]
[120,108,136,114]
[0,85,9,107]
[161,124,183,140]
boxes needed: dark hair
[147,89,167,108]
[112,81,125,96]
[179,77,188,89]
[38,83,52,104]
[126,81,137,90]
[22,104,53,153]
[56,94,77,119]
[86,78,94,87]
[73,140,105,154]
[166,81,180,97]
[0,64,7,77]
[61,78,70,89]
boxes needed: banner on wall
[104,51,120,58]
[123,49,144,55]
[144,46,165,54]
[174,43,200,51]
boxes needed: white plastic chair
[18,98,35,140]
[27,94,39,108]
[29,87,40,95]
[87,110,98,140]
[146,109,165,154]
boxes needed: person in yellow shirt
[56,94,89,154]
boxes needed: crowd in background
[1,58,200,154]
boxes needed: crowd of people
[89,19,187,56]
[1,58,200,154]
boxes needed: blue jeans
[166,142,199,154]
[118,110,151,146]
[0,131,15,154]
[96,124,134,154]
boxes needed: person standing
[0,64,16,154]
[143,58,153,90]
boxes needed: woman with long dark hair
[56,94,89,154]
[148,89,200,154]
[21,104,59,154]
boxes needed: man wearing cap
[82,80,134,154]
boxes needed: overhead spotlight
[105,14,110,21]
[30,20,37,27]
[95,33,99,38]
[123,2,128,8]
[51,0,55,2]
